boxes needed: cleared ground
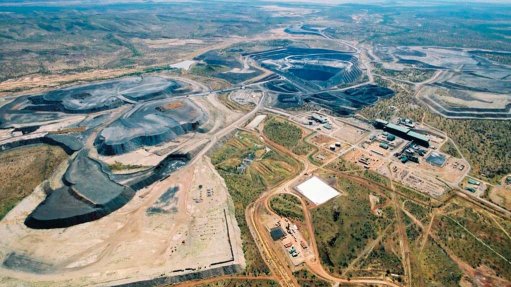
[0,156,245,286]
[486,185,511,211]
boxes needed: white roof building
[295,176,340,205]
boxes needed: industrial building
[373,119,430,147]
[373,119,389,129]
[295,176,340,205]
[311,113,328,124]
[468,178,481,186]
[270,227,285,241]
[407,131,429,147]
[399,118,415,128]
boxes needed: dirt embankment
[0,144,68,220]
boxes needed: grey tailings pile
[306,84,395,116]
[378,46,511,119]
[146,186,179,215]
[96,98,206,155]
[0,76,188,128]
[2,252,54,274]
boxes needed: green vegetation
[350,233,404,279]
[325,4,511,51]
[190,63,229,77]
[108,161,147,172]
[292,141,314,156]
[307,153,323,167]
[0,2,284,81]
[362,170,391,188]
[105,33,141,57]
[326,159,391,188]
[434,203,511,281]
[395,184,432,205]
[401,206,422,243]
[441,139,461,158]
[269,194,304,222]
[0,145,68,220]
[293,269,331,287]
[373,64,436,83]
[302,133,321,166]
[495,217,511,237]
[218,93,253,112]
[195,279,280,287]
[312,175,394,275]
[211,131,300,275]
[326,158,362,172]
[472,51,511,65]
[403,200,430,223]
[405,220,422,243]
[263,117,313,155]
[421,117,511,183]
[415,241,463,287]
[327,158,394,190]
[263,117,301,148]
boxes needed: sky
[1,0,511,5]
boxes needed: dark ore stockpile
[0,133,83,155]
[96,98,207,155]
[305,84,395,115]
[25,150,190,229]
[0,76,188,128]
[268,82,395,116]
[25,150,136,229]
